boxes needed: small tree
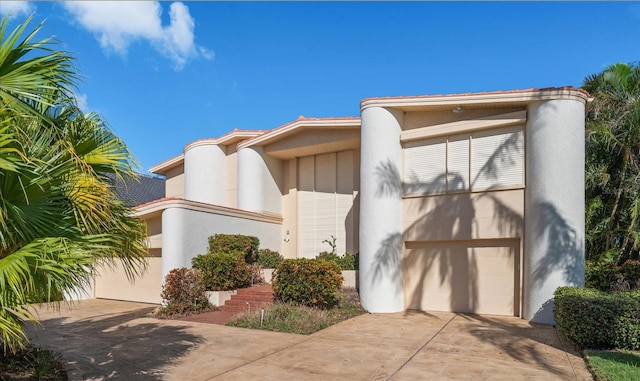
[158,268,209,317]
[583,62,640,263]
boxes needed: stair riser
[235,292,275,298]
[227,295,274,302]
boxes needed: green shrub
[554,287,640,350]
[273,258,343,309]
[338,252,358,271]
[158,267,210,317]
[315,251,359,271]
[586,261,640,291]
[585,261,620,291]
[192,252,252,291]
[256,249,285,268]
[622,260,640,287]
[0,346,67,380]
[316,250,340,263]
[208,234,260,263]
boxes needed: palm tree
[583,62,640,263]
[0,16,148,352]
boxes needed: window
[403,125,524,196]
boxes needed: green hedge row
[256,249,285,268]
[554,287,640,350]
[192,252,252,291]
[208,234,260,263]
[272,258,343,309]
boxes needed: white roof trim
[361,88,589,111]
[237,118,361,149]
[135,198,283,224]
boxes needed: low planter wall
[263,268,275,284]
[206,290,237,306]
[342,270,359,289]
[262,269,359,289]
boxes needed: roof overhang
[236,117,361,159]
[360,87,590,113]
[134,197,283,224]
[149,153,184,175]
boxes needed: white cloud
[74,92,89,112]
[0,1,35,18]
[62,1,212,70]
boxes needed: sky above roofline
[2,2,638,173]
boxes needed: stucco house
[92,87,589,324]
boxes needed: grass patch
[585,349,640,381]
[0,346,67,380]
[226,287,366,334]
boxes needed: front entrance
[297,151,356,258]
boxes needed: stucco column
[237,146,265,212]
[359,106,404,313]
[524,99,586,323]
[161,208,189,279]
[184,142,226,205]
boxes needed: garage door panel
[404,240,519,316]
[95,257,162,304]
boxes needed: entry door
[297,151,354,258]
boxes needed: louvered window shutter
[471,126,524,190]
[403,138,447,195]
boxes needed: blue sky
[2,2,639,173]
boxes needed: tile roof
[106,173,166,207]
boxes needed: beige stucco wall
[265,129,360,159]
[94,252,163,304]
[145,215,162,249]
[402,189,524,242]
[403,107,524,131]
[164,164,184,198]
[281,158,297,258]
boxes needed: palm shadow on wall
[370,128,582,318]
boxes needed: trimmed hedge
[208,234,260,263]
[272,258,343,309]
[192,252,252,291]
[315,251,359,271]
[554,287,640,350]
[256,249,284,268]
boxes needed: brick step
[224,299,273,306]
[218,284,275,314]
[223,299,272,305]
[235,290,275,297]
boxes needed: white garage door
[94,254,163,304]
[404,240,520,316]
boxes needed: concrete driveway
[26,300,592,380]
